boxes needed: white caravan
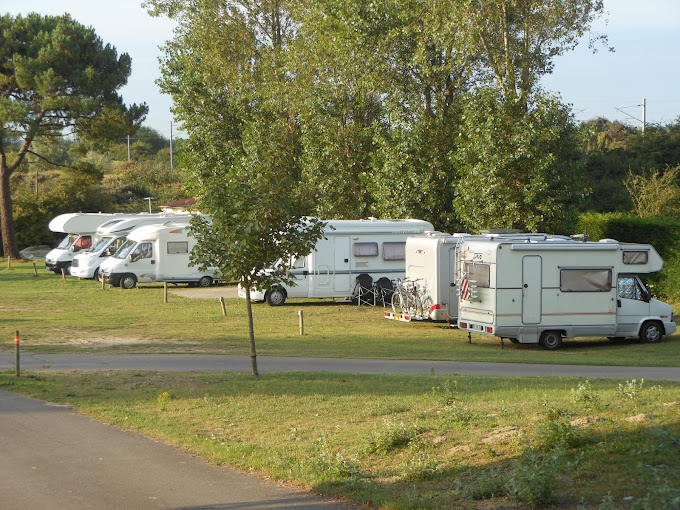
[70,213,195,279]
[238,218,435,306]
[404,232,467,321]
[99,222,217,289]
[45,213,127,274]
[456,237,676,349]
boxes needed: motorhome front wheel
[198,276,212,287]
[120,274,137,289]
[266,287,286,306]
[639,321,662,343]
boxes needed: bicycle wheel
[420,295,433,319]
[391,290,405,314]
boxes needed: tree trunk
[0,165,20,259]
[244,281,259,377]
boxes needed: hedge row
[575,212,680,302]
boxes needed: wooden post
[15,330,20,377]
[163,282,168,303]
[7,256,11,270]
[33,262,38,276]
[219,297,227,317]
[298,310,304,336]
[61,267,66,280]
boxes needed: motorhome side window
[167,241,189,255]
[560,268,612,292]
[464,262,490,288]
[622,251,648,264]
[382,242,406,261]
[353,242,379,257]
[618,276,645,300]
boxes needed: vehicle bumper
[69,266,94,278]
[237,284,265,301]
[45,260,70,272]
[102,272,123,287]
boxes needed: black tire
[539,330,562,350]
[639,321,663,343]
[266,287,286,306]
[198,276,212,288]
[509,338,520,344]
[93,267,100,281]
[120,274,137,289]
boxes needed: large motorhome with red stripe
[456,236,676,349]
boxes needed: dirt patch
[167,286,239,299]
[68,336,194,346]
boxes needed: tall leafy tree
[457,0,610,109]
[450,0,608,231]
[0,13,147,257]
[454,89,585,233]
[147,0,325,376]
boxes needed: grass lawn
[2,261,680,509]
[1,261,679,366]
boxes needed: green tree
[0,13,147,257]
[147,0,325,376]
[624,165,680,219]
[453,89,585,233]
[457,0,609,109]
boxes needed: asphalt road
[1,352,679,380]
[1,353,678,510]
[0,389,360,510]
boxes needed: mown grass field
[1,261,679,366]
[1,261,680,509]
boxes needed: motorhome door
[615,275,652,337]
[447,247,457,319]
[128,241,156,282]
[334,236,351,292]
[522,255,542,323]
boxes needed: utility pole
[641,98,646,134]
[170,122,174,169]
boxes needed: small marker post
[15,330,20,377]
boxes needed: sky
[5,0,680,139]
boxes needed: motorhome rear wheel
[198,276,212,288]
[539,330,562,350]
[120,274,137,289]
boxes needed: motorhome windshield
[56,234,78,249]
[90,236,114,253]
[113,239,137,259]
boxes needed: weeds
[506,446,564,508]
[361,418,422,455]
[618,378,645,400]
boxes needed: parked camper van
[238,218,434,306]
[70,213,195,279]
[404,232,467,321]
[456,237,676,349]
[99,222,217,289]
[45,213,124,274]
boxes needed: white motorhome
[404,232,467,321]
[70,213,195,279]
[99,222,217,289]
[45,213,126,274]
[456,237,676,349]
[238,218,435,306]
